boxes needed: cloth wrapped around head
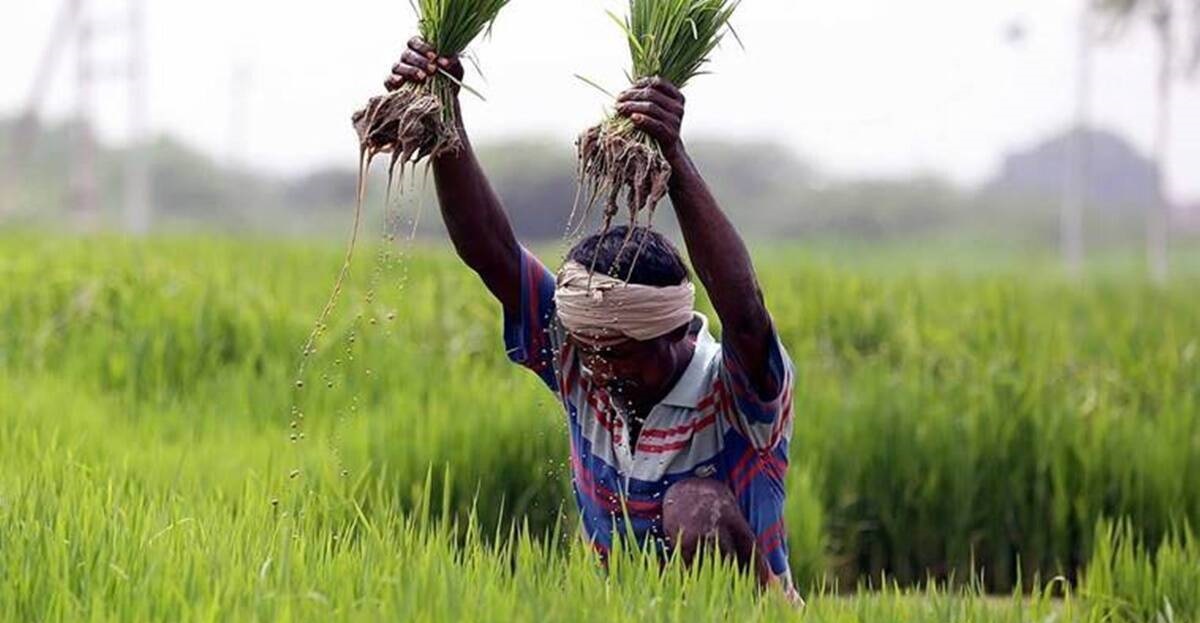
[554,260,696,344]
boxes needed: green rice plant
[1083,520,1200,622]
[2,234,1200,610]
[574,0,739,235]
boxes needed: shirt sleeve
[502,246,560,391]
[719,323,795,451]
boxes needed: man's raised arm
[386,37,522,314]
[616,78,777,396]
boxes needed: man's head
[556,226,696,405]
[566,225,690,287]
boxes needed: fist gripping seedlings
[331,0,510,335]
[354,0,510,174]
[574,0,739,239]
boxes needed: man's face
[568,330,688,406]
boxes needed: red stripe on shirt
[733,452,787,496]
[766,388,793,450]
[639,412,717,441]
[561,346,581,393]
[727,446,759,487]
[523,257,548,372]
[586,392,617,433]
[757,518,787,555]
[634,438,692,454]
[570,440,661,519]
[694,379,726,412]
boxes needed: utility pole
[1147,2,1173,284]
[13,0,152,232]
[1062,6,1092,278]
[72,0,100,231]
[124,0,151,234]
[3,0,81,217]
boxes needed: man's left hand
[616,77,686,158]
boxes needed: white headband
[553,260,695,343]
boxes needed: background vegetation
[1,234,1197,620]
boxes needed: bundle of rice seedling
[353,0,510,171]
[574,0,739,233]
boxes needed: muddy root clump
[575,121,672,234]
[352,85,460,167]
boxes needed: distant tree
[1092,0,1200,282]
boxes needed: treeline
[0,117,1180,248]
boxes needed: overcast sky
[3,0,1198,202]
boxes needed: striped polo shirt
[503,247,796,584]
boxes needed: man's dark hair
[567,225,690,287]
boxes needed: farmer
[386,37,798,599]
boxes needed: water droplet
[289,470,301,479]
[387,312,396,321]
[270,498,279,506]
[295,380,305,389]
[290,433,298,442]
[290,421,298,429]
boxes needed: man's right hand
[384,37,464,95]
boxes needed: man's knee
[662,478,745,561]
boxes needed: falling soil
[284,81,458,484]
[572,118,673,278]
[574,119,672,233]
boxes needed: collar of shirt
[656,313,718,410]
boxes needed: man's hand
[384,37,465,94]
[615,77,686,159]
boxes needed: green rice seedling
[574,0,739,235]
[1083,520,1200,622]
